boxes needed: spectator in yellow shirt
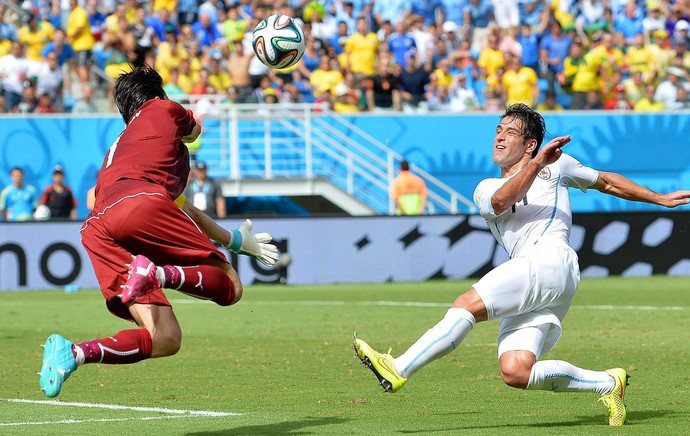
[560,41,584,93]
[432,58,453,89]
[501,51,539,107]
[310,54,344,97]
[104,4,126,43]
[177,57,195,93]
[587,32,624,92]
[208,56,232,92]
[570,36,608,109]
[66,0,95,85]
[333,83,360,113]
[633,84,665,111]
[345,17,378,76]
[477,33,505,83]
[625,34,656,80]
[153,0,177,13]
[155,28,188,83]
[537,91,564,111]
[18,15,55,63]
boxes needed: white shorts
[497,324,550,358]
[472,238,580,357]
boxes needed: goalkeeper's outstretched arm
[176,194,279,266]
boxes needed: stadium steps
[186,99,475,216]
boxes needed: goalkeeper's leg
[152,257,241,306]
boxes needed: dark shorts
[74,50,93,67]
[80,181,228,321]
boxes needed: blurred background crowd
[0,0,689,114]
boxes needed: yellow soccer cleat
[598,368,629,426]
[353,334,407,393]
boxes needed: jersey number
[106,136,121,168]
[511,196,528,213]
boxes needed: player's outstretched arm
[177,194,279,266]
[592,171,690,208]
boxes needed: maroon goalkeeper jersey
[94,98,196,206]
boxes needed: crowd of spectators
[0,0,689,114]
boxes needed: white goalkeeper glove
[225,219,279,267]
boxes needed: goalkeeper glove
[226,219,279,266]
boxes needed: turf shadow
[186,416,350,435]
[396,408,683,432]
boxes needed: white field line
[0,415,193,427]
[0,398,242,426]
[171,299,689,311]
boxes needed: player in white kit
[354,104,690,426]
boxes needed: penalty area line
[2,398,241,418]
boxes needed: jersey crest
[538,167,551,180]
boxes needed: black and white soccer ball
[251,14,306,69]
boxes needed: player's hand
[226,219,279,266]
[534,135,570,168]
[660,190,690,208]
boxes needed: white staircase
[185,98,476,215]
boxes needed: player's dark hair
[113,67,167,124]
[501,103,546,157]
[400,160,410,171]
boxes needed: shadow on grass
[186,416,350,435]
[397,409,684,433]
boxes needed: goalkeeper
[38,67,278,398]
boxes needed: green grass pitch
[1,276,689,435]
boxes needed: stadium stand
[0,0,688,114]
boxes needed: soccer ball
[251,14,306,69]
[34,204,51,221]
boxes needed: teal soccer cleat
[39,334,78,398]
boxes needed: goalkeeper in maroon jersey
[38,67,278,398]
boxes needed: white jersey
[473,153,599,258]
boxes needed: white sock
[73,345,85,366]
[527,360,615,395]
[394,308,476,379]
[156,267,166,287]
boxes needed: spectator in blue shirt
[389,20,417,66]
[41,28,75,67]
[0,167,38,222]
[86,0,107,44]
[177,0,199,26]
[191,12,223,49]
[442,0,468,27]
[329,20,350,54]
[336,1,357,35]
[518,0,544,28]
[0,4,17,42]
[464,0,494,51]
[539,20,572,92]
[407,0,446,27]
[341,0,373,19]
[373,0,410,28]
[146,8,179,42]
[614,1,643,47]
[517,23,540,73]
